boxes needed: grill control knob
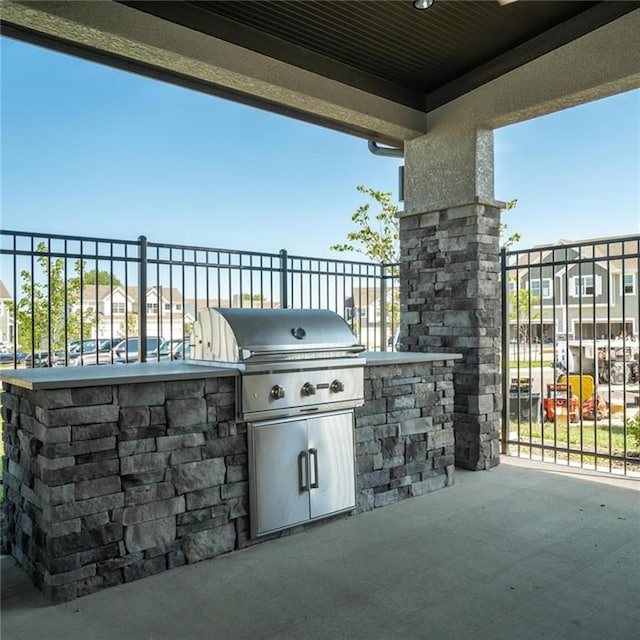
[330,379,345,394]
[301,382,317,397]
[270,385,286,400]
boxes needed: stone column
[400,126,503,470]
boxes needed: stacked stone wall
[2,358,457,601]
[355,361,455,511]
[399,202,502,470]
[1,376,243,601]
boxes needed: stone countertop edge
[0,362,239,391]
[362,352,462,365]
[0,352,463,391]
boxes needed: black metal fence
[4,228,638,475]
[0,230,399,366]
[501,235,640,475]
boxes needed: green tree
[66,266,122,339]
[508,277,540,343]
[12,242,93,352]
[330,185,399,266]
[82,270,123,286]
[331,188,522,345]
[501,200,538,342]
[119,312,138,338]
[330,186,400,341]
[501,199,521,249]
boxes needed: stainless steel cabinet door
[308,411,356,519]
[251,418,309,536]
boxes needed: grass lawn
[507,418,640,472]
[508,360,553,369]
[511,419,630,450]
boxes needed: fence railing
[501,235,640,476]
[0,230,399,366]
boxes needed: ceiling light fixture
[413,0,434,9]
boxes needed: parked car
[172,339,191,360]
[113,337,165,363]
[147,338,191,361]
[23,351,51,368]
[52,349,71,366]
[69,338,123,365]
[0,351,28,364]
[147,339,177,362]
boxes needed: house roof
[509,235,639,275]
[530,234,640,255]
[347,286,395,308]
[0,280,11,301]
[81,285,184,303]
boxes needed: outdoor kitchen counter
[0,352,462,390]
[0,361,238,390]
[1,351,460,602]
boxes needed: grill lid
[191,308,364,364]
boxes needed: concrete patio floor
[2,457,639,640]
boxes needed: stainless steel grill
[190,307,365,537]
[190,307,365,421]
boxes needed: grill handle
[244,345,365,359]
[309,448,319,489]
[298,450,309,492]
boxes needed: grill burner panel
[242,366,364,422]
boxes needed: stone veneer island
[1,352,460,601]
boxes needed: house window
[164,303,172,312]
[572,275,598,297]
[147,303,158,315]
[622,274,635,295]
[175,303,182,311]
[528,278,552,299]
[112,302,125,314]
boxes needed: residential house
[0,279,13,346]
[345,285,398,349]
[77,288,282,344]
[79,285,194,341]
[509,235,639,342]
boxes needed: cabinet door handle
[298,450,309,492]
[309,448,319,489]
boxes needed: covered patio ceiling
[2,1,639,145]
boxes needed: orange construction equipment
[557,374,594,408]
[581,394,608,421]
[543,383,579,423]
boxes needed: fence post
[501,246,509,454]
[380,264,388,351]
[138,235,148,362]
[280,249,289,309]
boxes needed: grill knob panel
[330,379,345,394]
[270,385,286,400]
[301,382,317,397]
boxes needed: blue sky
[1,37,638,260]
